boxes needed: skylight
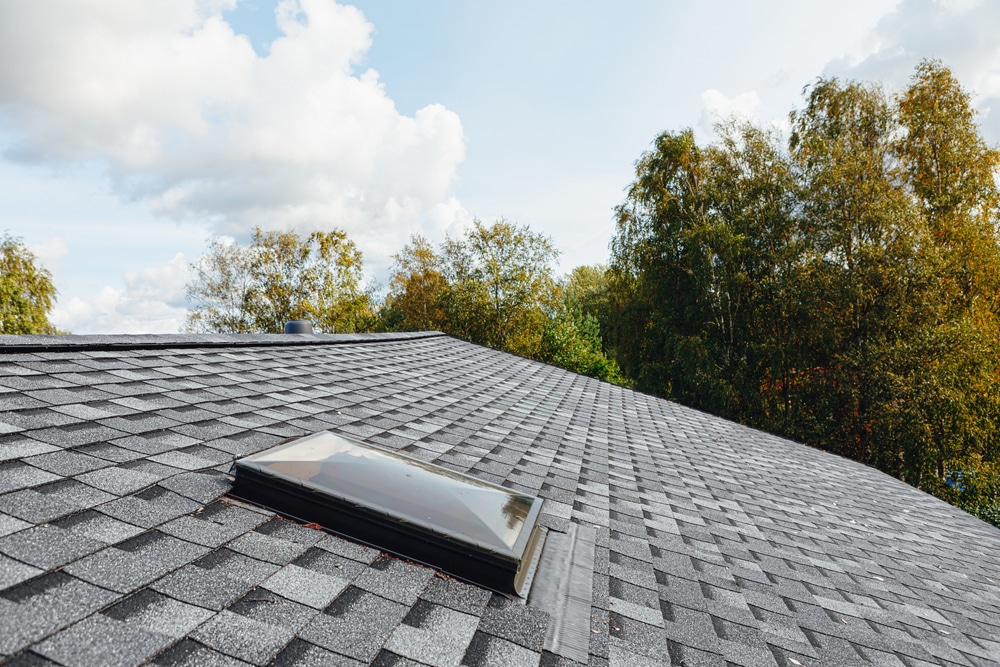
[230,431,545,595]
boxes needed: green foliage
[609,60,1000,510]
[382,224,625,383]
[185,227,375,334]
[610,121,799,419]
[540,307,625,384]
[0,232,58,334]
[966,501,1000,528]
[382,235,449,333]
[440,219,560,357]
[384,219,560,358]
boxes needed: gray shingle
[158,470,233,503]
[0,553,43,590]
[0,512,30,538]
[0,523,104,569]
[98,413,182,435]
[316,535,379,564]
[0,572,120,655]
[97,486,202,528]
[0,435,59,460]
[260,563,350,609]
[228,588,318,633]
[384,600,480,667]
[420,575,492,617]
[227,528,315,565]
[477,595,550,652]
[0,408,77,431]
[159,501,268,547]
[293,547,368,580]
[0,489,77,523]
[76,464,162,495]
[23,449,110,476]
[460,632,542,667]
[64,530,208,592]
[74,441,146,463]
[152,548,279,610]
[151,639,255,667]
[352,555,435,606]
[54,509,146,544]
[299,587,408,663]
[0,461,60,494]
[150,450,219,470]
[50,401,131,420]
[27,423,128,447]
[32,478,115,513]
[269,639,365,667]
[34,613,173,667]
[191,609,296,666]
[103,588,213,638]
[150,562,254,611]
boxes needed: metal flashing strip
[528,523,597,663]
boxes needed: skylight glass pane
[230,431,545,595]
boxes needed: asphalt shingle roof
[1,331,999,666]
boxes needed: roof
[0,331,998,667]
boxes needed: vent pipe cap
[283,320,314,334]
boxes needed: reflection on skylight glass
[252,431,533,550]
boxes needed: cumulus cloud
[27,236,69,275]
[824,0,1000,141]
[0,0,468,251]
[50,253,192,334]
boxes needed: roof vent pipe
[283,320,314,334]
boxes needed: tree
[439,219,560,358]
[0,232,58,334]
[609,121,798,419]
[382,228,627,383]
[785,77,931,466]
[185,227,375,334]
[608,62,1000,523]
[897,59,1000,310]
[539,296,625,385]
[382,235,448,332]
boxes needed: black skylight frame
[230,431,545,596]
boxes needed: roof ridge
[0,330,446,353]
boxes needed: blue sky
[2,0,999,333]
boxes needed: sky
[2,0,1000,334]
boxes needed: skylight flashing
[230,431,545,595]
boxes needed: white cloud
[824,0,1000,140]
[50,253,192,334]
[0,0,467,252]
[27,236,69,275]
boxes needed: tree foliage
[383,235,448,333]
[383,221,624,382]
[608,60,1000,524]
[538,265,626,384]
[385,219,558,357]
[440,219,560,357]
[185,227,374,334]
[0,232,58,334]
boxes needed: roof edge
[0,331,446,353]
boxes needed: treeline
[603,60,1000,525]
[184,221,624,384]
[184,60,999,525]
